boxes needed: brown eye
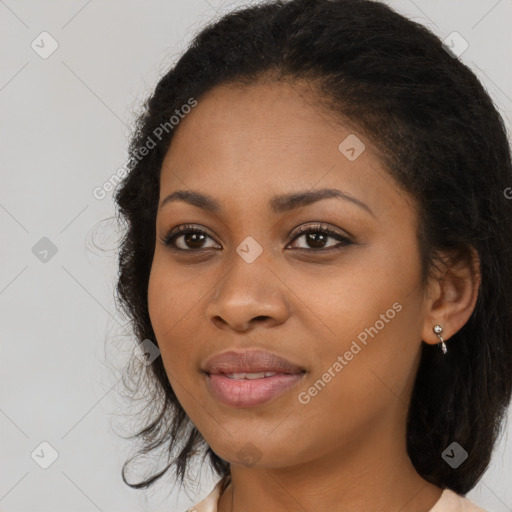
[160,225,220,251]
[160,223,353,253]
[288,224,353,251]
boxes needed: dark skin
[147,80,480,512]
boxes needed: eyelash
[159,223,353,252]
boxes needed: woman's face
[148,80,435,469]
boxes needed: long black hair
[113,0,512,495]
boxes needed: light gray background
[1,1,511,511]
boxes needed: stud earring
[433,324,447,354]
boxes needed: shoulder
[429,489,491,512]
[185,474,231,512]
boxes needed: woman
[113,0,512,511]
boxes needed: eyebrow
[159,188,374,217]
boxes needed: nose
[205,254,290,332]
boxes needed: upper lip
[203,349,306,375]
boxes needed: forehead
[159,80,414,219]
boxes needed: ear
[421,246,481,347]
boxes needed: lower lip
[205,372,305,408]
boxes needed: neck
[217,415,443,512]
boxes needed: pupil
[307,233,326,248]
[186,233,205,248]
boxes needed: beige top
[186,476,490,512]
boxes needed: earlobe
[421,246,481,348]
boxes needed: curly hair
[113,0,512,496]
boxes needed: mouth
[202,349,306,407]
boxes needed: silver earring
[433,324,447,354]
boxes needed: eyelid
[289,222,353,241]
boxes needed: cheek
[147,269,198,412]
[298,250,423,407]
[147,257,210,384]
[293,303,421,446]
[148,257,198,335]
[147,261,189,366]
[312,297,423,432]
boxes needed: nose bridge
[213,240,272,305]
[206,241,289,330]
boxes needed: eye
[159,223,353,252]
[287,223,353,251]
[159,224,220,251]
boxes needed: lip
[205,372,306,407]
[203,349,305,375]
[202,349,306,408]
